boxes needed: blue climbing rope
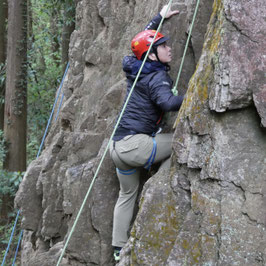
[55,92,65,122]
[1,62,70,266]
[37,62,69,158]
[1,210,20,266]
[12,230,23,266]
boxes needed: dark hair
[140,45,159,61]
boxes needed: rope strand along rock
[172,0,201,96]
[55,1,174,264]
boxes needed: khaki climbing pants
[109,133,173,247]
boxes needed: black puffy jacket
[113,56,183,141]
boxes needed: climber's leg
[110,143,140,247]
[112,167,140,247]
[109,133,173,247]
[112,133,173,168]
[153,133,173,164]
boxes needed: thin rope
[172,0,201,96]
[56,1,173,264]
[55,92,64,122]
[1,63,70,266]
[12,230,23,266]
[1,210,20,266]
[37,62,69,158]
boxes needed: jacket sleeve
[149,72,184,112]
[145,13,162,30]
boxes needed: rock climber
[109,4,183,262]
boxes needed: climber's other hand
[160,4,180,18]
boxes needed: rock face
[15,0,266,265]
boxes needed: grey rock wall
[119,0,266,265]
[15,0,265,265]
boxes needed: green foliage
[0,171,23,200]
[27,0,75,163]
[0,133,23,265]
[0,1,76,264]
[0,130,6,165]
[0,168,23,265]
[0,215,21,265]
[0,170,23,265]
[0,63,6,88]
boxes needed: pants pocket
[116,135,139,153]
[116,134,153,167]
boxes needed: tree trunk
[4,0,27,171]
[0,0,8,131]
[0,0,7,63]
[61,6,75,73]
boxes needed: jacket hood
[122,56,169,80]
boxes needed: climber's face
[157,42,172,63]
[149,42,172,63]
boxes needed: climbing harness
[117,168,137,175]
[1,63,70,266]
[144,138,157,170]
[115,137,157,173]
[56,0,201,263]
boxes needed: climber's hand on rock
[160,4,179,18]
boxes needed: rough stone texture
[120,0,266,265]
[15,0,266,265]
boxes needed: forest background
[0,0,76,263]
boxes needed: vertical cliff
[119,0,266,265]
[15,0,265,265]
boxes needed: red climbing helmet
[131,30,169,60]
